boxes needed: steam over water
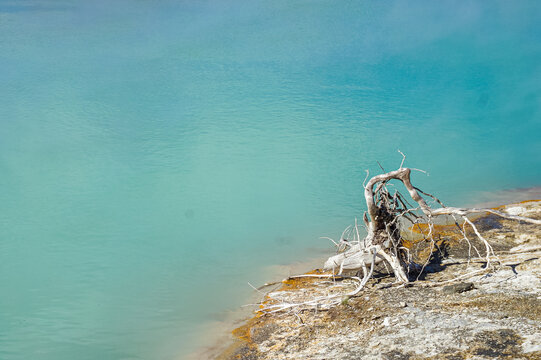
[1,1,540,359]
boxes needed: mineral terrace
[217,200,541,360]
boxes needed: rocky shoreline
[215,200,541,360]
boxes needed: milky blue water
[1,1,540,359]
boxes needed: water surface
[1,1,540,359]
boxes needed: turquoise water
[1,1,540,359]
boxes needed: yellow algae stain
[231,317,260,342]
[491,199,541,210]
[408,223,463,238]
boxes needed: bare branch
[398,149,406,168]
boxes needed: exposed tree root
[258,154,540,314]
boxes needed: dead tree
[259,154,540,313]
[324,156,540,287]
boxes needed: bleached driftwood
[258,153,540,314]
[324,154,540,286]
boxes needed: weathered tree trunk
[324,166,540,285]
[259,159,541,314]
